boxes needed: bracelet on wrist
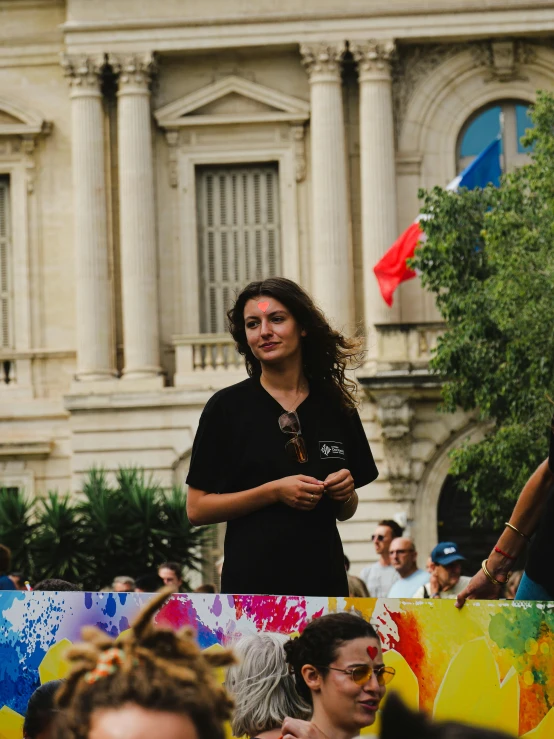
[504,522,531,541]
[343,491,355,506]
[494,545,517,560]
[482,559,509,586]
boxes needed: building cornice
[62,5,554,54]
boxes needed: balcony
[172,334,247,390]
[358,323,444,399]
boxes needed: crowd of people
[21,590,513,739]
[1,277,549,739]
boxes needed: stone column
[63,55,116,381]
[110,53,162,382]
[352,41,400,327]
[300,43,353,331]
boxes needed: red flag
[373,220,423,306]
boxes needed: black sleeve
[186,393,231,493]
[346,410,379,488]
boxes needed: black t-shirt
[186,377,378,597]
[524,425,554,595]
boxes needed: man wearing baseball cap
[413,542,471,599]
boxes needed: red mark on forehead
[258,301,270,313]
[367,645,379,661]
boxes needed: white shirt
[359,561,399,598]
[412,575,471,599]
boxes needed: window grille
[0,177,11,349]
[196,164,281,334]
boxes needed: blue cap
[431,541,466,566]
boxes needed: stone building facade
[1,0,553,579]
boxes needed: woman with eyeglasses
[282,612,394,739]
[186,277,377,596]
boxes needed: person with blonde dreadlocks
[55,589,235,739]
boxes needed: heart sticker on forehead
[367,646,379,661]
[258,301,270,313]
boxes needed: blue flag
[447,137,502,191]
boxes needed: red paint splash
[382,605,437,712]
[155,595,198,630]
[233,595,310,633]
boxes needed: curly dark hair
[283,612,378,705]
[24,679,64,739]
[55,589,235,739]
[227,278,363,412]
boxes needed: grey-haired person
[225,632,310,739]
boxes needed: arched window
[457,100,533,174]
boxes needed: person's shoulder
[412,583,430,598]
[205,378,256,411]
[414,569,429,582]
[0,575,15,590]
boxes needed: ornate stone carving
[21,136,36,194]
[109,52,157,90]
[376,394,415,499]
[300,42,345,79]
[61,54,105,90]
[377,394,414,440]
[351,40,395,77]
[391,43,469,140]
[165,130,179,188]
[291,124,306,182]
[471,40,535,83]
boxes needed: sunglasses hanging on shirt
[278,410,308,463]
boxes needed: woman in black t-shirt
[186,277,378,597]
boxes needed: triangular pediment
[0,97,50,137]
[155,75,310,128]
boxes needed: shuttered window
[0,177,11,349]
[196,164,281,333]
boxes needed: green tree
[0,468,208,589]
[411,90,554,525]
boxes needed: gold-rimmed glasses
[278,410,308,464]
[316,664,396,686]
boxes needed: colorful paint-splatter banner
[1,592,553,738]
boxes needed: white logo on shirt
[319,441,345,460]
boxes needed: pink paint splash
[233,595,310,633]
[155,595,198,630]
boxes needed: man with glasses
[359,520,403,597]
[387,537,429,597]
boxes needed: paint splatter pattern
[1,593,554,738]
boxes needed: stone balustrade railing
[172,334,247,389]
[370,322,445,371]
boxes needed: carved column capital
[300,42,345,80]
[61,54,105,93]
[351,40,395,80]
[109,52,157,92]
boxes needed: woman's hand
[323,468,355,503]
[455,569,503,608]
[282,718,327,739]
[274,475,324,510]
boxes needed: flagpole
[499,108,506,174]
